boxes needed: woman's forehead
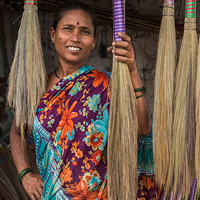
[60,10,93,27]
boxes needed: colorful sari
[32,65,156,199]
[32,66,110,199]
[137,119,157,200]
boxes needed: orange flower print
[75,149,83,158]
[42,92,50,99]
[90,134,103,149]
[71,141,79,154]
[88,70,109,88]
[140,175,155,190]
[83,156,89,164]
[65,177,105,200]
[61,140,68,151]
[58,99,78,140]
[66,179,89,199]
[57,106,63,115]
[60,167,73,185]
[91,150,102,165]
[85,163,90,169]
[39,114,44,124]
[71,157,78,166]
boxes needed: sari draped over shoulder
[32,65,110,200]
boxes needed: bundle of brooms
[166,0,198,197]
[108,0,138,199]
[153,0,176,193]
[7,0,47,145]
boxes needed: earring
[51,37,55,41]
[92,43,95,48]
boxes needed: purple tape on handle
[189,179,197,200]
[164,0,174,5]
[113,0,125,41]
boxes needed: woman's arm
[107,32,151,136]
[10,117,44,200]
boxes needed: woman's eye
[82,30,90,34]
[64,27,72,31]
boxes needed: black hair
[52,1,98,36]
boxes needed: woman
[10,1,154,199]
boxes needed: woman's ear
[92,35,97,49]
[50,27,56,43]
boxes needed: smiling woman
[9,1,152,200]
[50,9,97,76]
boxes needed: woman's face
[50,10,96,67]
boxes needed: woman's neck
[57,62,85,78]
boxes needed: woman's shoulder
[46,71,58,92]
[91,68,111,78]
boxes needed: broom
[108,0,138,199]
[153,0,176,192]
[166,0,197,197]
[7,0,47,144]
[195,10,200,195]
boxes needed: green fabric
[138,115,154,175]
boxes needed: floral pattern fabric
[137,173,157,200]
[138,116,154,176]
[32,65,156,199]
[32,66,110,199]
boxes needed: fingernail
[112,42,115,46]
[117,32,122,36]
[115,55,118,59]
[112,50,115,53]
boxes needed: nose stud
[78,38,81,42]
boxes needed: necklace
[55,67,60,79]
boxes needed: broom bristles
[0,148,39,199]
[195,32,200,195]
[7,3,47,143]
[166,17,197,197]
[108,56,138,199]
[153,1,176,192]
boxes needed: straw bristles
[166,18,197,197]
[153,1,176,191]
[0,148,39,199]
[7,4,47,143]
[108,56,138,200]
[195,35,200,195]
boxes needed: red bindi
[77,21,79,25]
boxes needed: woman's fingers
[107,32,137,72]
[34,189,41,200]
[22,172,44,199]
[114,32,133,51]
[29,193,37,200]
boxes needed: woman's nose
[70,30,80,43]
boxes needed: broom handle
[113,0,125,41]
[185,0,196,18]
[164,0,174,5]
[24,0,38,6]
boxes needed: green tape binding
[185,0,196,18]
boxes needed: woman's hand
[107,31,151,136]
[107,32,136,73]
[22,172,44,200]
